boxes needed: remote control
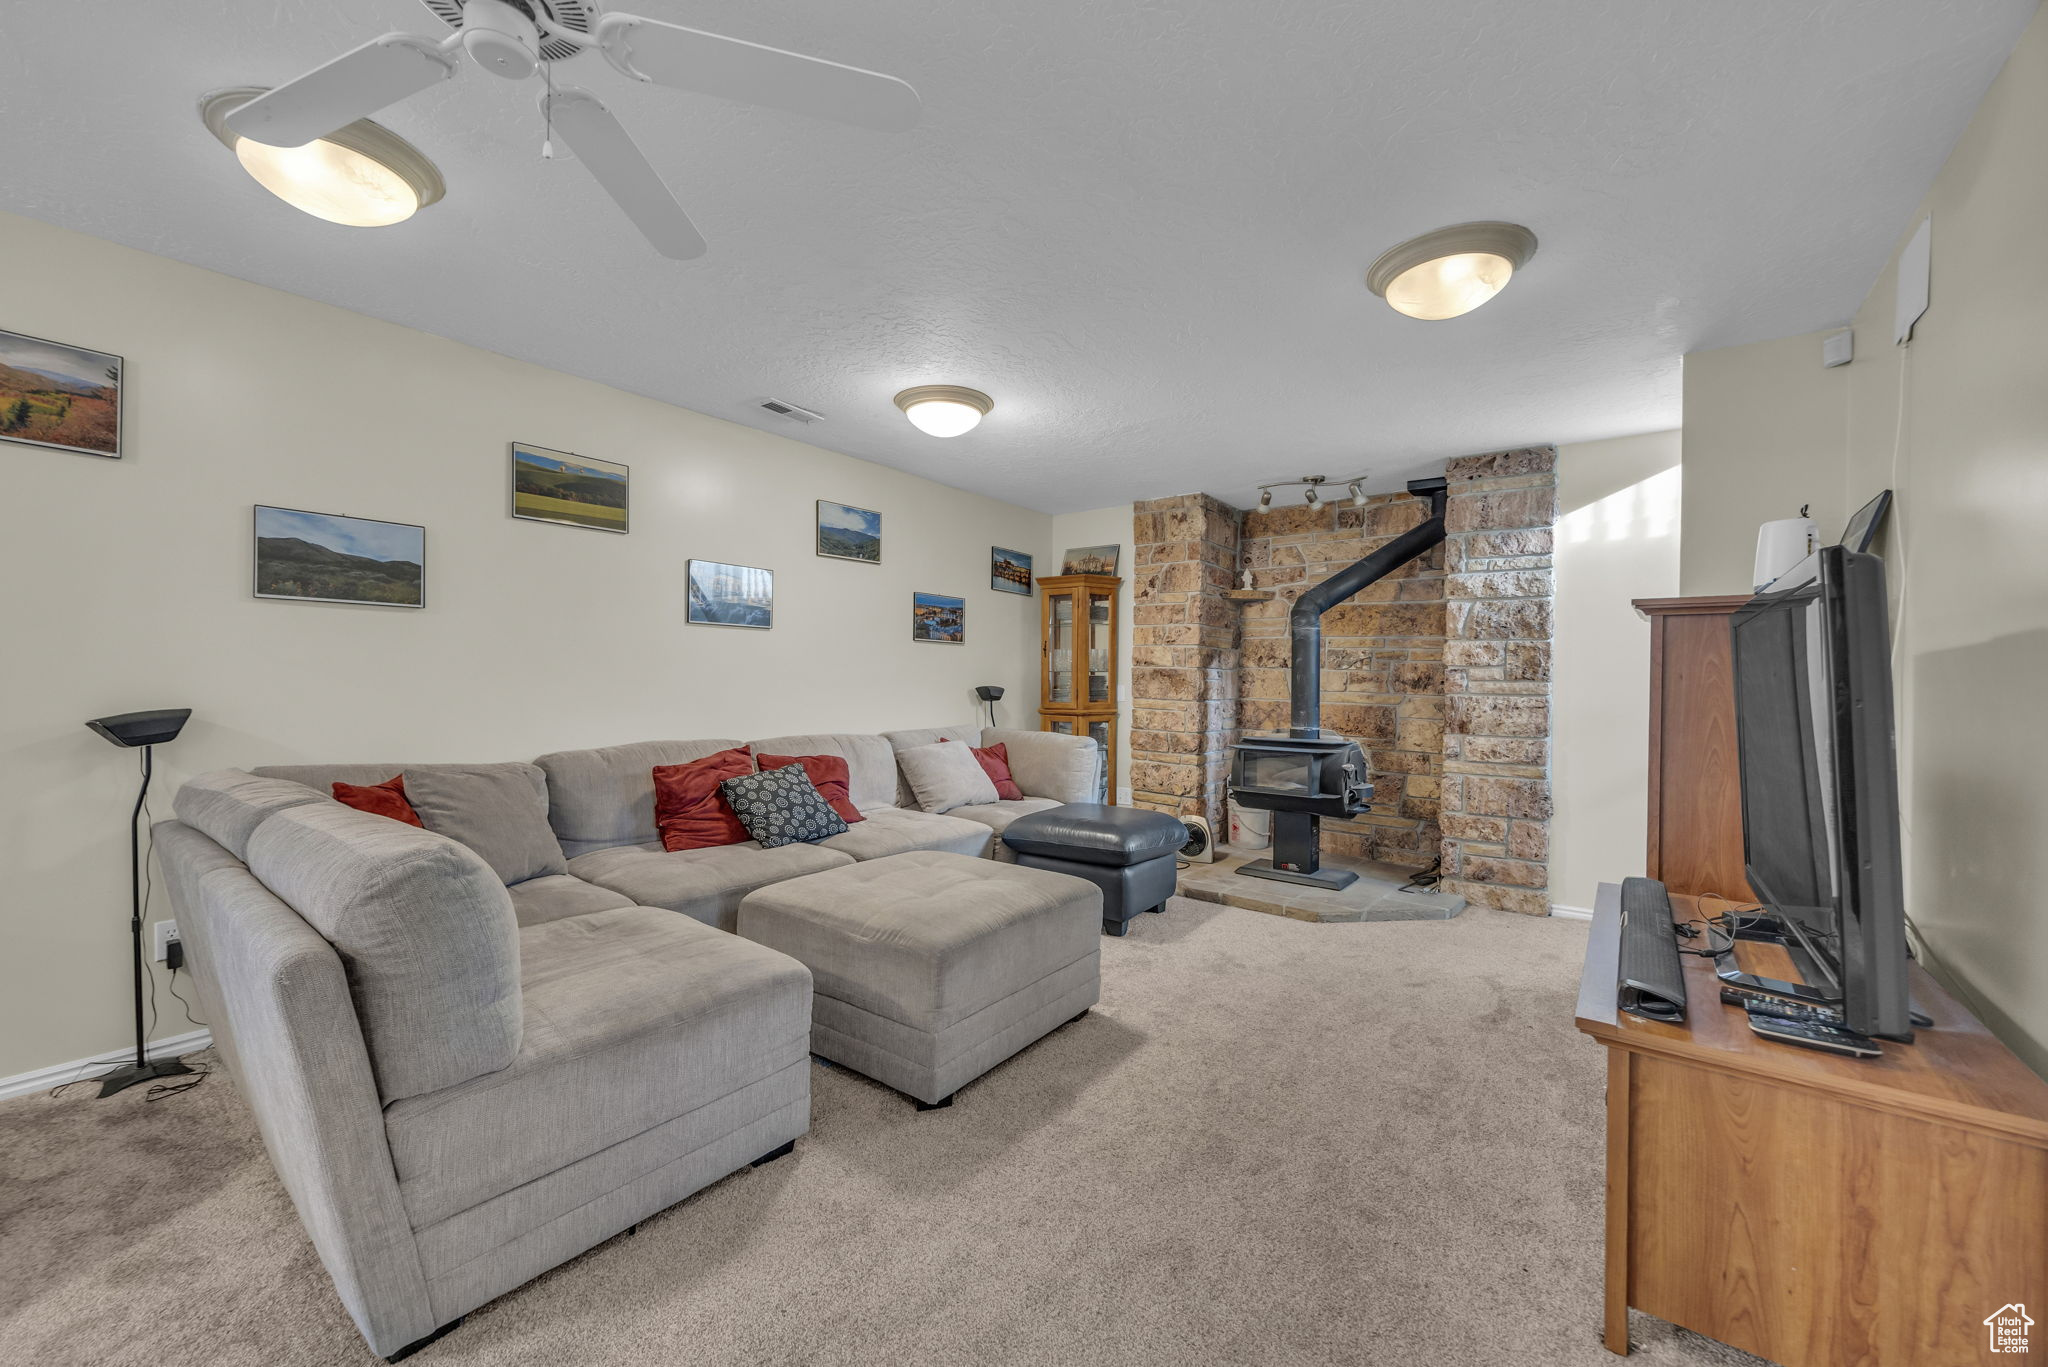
[1746,1015,1882,1058]
[1721,987,1843,1025]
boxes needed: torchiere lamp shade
[86,709,192,748]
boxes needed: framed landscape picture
[511,442,629,533]
[0,327,121,458]
[912,591,965,644]
[991,546,1033,595]
[254,505,424,608]
[1061,544,1120,576]
[817,499,881,563]
[687,560,773,629]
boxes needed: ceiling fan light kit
[1367,221,1538,320]
[212,0,920,256]
[894,386,993,438]
[201,87,444,227]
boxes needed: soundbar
[1617,875,1687,1021]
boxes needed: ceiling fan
[225,0,922,259]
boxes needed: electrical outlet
[152,919,180,963]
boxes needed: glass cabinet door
[1087,590,1113,703]
[1048,592,1074,704]
[1088,717,1115,801]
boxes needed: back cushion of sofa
[533,739,744,857]
[747,733,900,812]
[174,770,329,861]
[244,802,522,1103]
[400,764,566,885]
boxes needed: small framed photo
[912,591,965,644]
[254,505,424,609]
[687,560,773,629]
[1061,544,1120,576]
[991,546,1033,595]
[817,499,881,563]
[511,442,629,533]
[0,326,122,458]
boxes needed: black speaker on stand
[84,708,195,1099]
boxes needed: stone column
[1438,447,1558,915]
[1128,494,1241,830]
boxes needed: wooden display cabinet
[1035,572,1120,804]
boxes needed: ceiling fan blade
[546,89,707,260]
[596,13,921,133]
[226,34,459,147]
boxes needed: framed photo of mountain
[817,499,881,563]
[254,505,425,609]
[687,560,774,629]
[912,591,965,644]
[0,326,122,458]
[511,442,629,533]
[991,546,1033,595]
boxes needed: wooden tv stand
[1576,884,2048,1364]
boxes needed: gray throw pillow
[403,764,568,886]
[896,740,1000,814]
[720,765,850,848]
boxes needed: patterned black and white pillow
[720,764,850,848]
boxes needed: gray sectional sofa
[155,725,1098,1360]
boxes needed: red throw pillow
[758,753,865,824]
[653,747,755,851]
[332,774,424,827]
[971,742,1025,801]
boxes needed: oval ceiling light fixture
[201,87,445,228]
[894,385,992,438]
[1366,221,1537,321]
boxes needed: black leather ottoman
[1002,804,1187,936]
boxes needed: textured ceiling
[0,0,2035,511]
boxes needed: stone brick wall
[1128,494,1241,830]
[1438,447,1558,915]
[1237,495,1446,869]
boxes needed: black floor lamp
[85,708,195,1099]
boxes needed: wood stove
[1231,476,1449,890]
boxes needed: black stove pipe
[1288,476,1450,739]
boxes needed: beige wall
[1043,505,1135,801]
[0,209,1052,1080]
[1549,431,1682,913]
[1679,331,1844,595]
[1678,9,2048,1073]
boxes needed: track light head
[1259,489,1272,508]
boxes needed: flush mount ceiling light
[201,87,444,227]
[1366,221,1537,321]
[894,386,992,438]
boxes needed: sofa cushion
[506,874,635,927]
[532,739,744,857]
[816,805,993,861]
[746,733,900,812]
[401,764,567,886]
[757,752,863,825]
[174,770,327,861]
[331,774,424,827]
[382,906,812,1229]
[978,728,1104,803]
[948,798,1064,836]
[896,741,1000,814]
[652,747,755,852]
[243,803,522,1103]
[720,765,849,849]
[567,840,852,933]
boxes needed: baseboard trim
[1549,904,1595,921]
[0,1029,213,1103]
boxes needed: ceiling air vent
[758,399,825,424]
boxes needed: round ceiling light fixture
[893,385,992,438]
[1366,221,1537,321]
[201,87,445,228]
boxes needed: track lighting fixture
[1259,489,1273,508]
[1254,473,1370,511]
[1303,486,1319,508]
[1348,481,1366,506]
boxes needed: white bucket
[1229,800,1272,850]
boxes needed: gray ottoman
[1001,804,1188,936]
[736,851,1102,1108]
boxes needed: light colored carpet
[0,899,1771,1367]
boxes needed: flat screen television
[1728,544,1913,1041]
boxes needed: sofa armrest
[982,727,1102,803]
[154,821,438,1357]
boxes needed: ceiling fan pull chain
[540,60,555,159]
